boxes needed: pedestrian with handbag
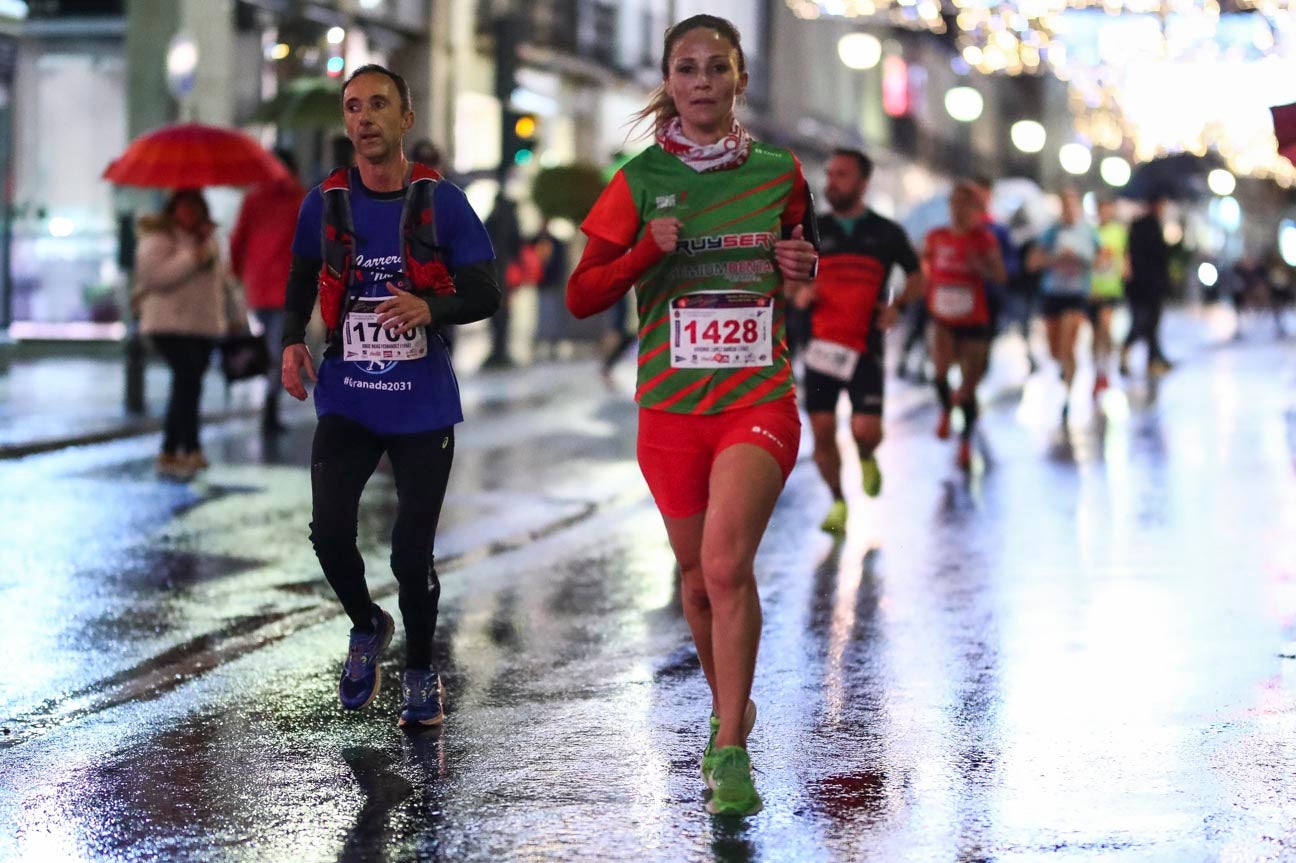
[133,188,227,480]
[230,148,305,434]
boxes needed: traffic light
[502,109,539,167]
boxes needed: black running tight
[309,414,454,670]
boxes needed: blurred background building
[0,0,1292,345]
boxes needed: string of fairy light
[788,0,1296,187]
[788,0,1290,75]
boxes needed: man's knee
[309,518,357,559]
[809,414,837,452]
[852,415,883,452]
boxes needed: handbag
[220,277,271,383]
[221,329,271,382]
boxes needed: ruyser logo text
[675,233,776,256]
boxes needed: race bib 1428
[670,291,774,369]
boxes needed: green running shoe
[706,747,763,816]
[819,498,847,534]
[860,455,882,497]
[701,699,758,787]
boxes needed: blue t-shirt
[291,169,494,435]
[1038,221,1099,297]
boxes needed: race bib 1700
[342,297,428,362]
[670,291,774,369]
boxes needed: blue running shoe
[398,669,445,728]
[338,606,394,710]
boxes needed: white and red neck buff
[655,116,751,173]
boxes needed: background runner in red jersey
[922,182,1006,470]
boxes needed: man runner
[802,149,922,534]
[281,65,499,729]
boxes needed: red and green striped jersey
[581,142,810,415]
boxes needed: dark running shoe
[338,606,395,710]
[398,669,445,728]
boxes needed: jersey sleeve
[290,186,324,260]
[892,222,921,274]
[581,171,640,248]
[780,154,809,229]
[433,181,495,269]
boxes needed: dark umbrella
[1119,152,1224,202]
[103,123,289,188]
[254,77,343,129]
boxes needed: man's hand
[282,343,316,401]
[786,280,815,309]
[880,303,901,330]
[775,225,817,281]
[375,282,433,336]
[648,218,682,253]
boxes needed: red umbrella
[1272,102,1296,165]
[103,122,288,188]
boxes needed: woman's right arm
[565,231,668,319]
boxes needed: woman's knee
[679,564,711,610]
[699,547,755,600]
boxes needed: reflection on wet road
[1,340,1294,862]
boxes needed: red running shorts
[636,396,802,519]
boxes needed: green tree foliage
[531,164,606,223]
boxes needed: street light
[1100,156,1131,187]
[1207,168,1236,196]
[327,27,346,45]
[1059,143,1092,175]
[1010,120,1046,153]
[945,87,983,123]
[837,33,882,70]
[1197,262,1218,287]
[1279,219,1296,267]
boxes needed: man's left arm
[425,263,500,325]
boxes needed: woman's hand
[193,232,220,270]
[775,225,817,281]
[375,282,433,336]
[647,218,682,254]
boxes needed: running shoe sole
[707,794,764,816]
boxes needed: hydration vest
[317,164,455,334]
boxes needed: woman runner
[567,14,817,816]
[923,182,1007,470]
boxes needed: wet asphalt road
[2,333,1295,863]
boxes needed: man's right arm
[281,254,320,349]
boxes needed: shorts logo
[751,425,785,449]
